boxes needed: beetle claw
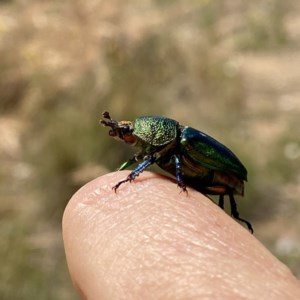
[178,183,188,195]
[112,179,128,192]
[232,215,254,233]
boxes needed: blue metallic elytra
[100,111,253,233]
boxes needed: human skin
[63,171,300,300]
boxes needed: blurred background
[1,0,300,299]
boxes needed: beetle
[100,111,253,233]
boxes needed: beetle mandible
[100,111,253,233]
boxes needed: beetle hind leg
[218,194,224,209]
[228,192,253,234]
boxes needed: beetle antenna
[100,111,118,128]
[102,111,111,120]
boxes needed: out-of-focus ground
[0,0,300,299]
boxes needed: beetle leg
[118,156,137,170]
[229,192,253,233]
[172,154,187,193]
[218,194,224,209]
[113,155,156,191]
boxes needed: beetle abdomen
[211,170,244,195]
[180,154,244,195]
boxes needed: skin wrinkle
[100,181,207,296]
[140,214,208,266]
[125,214,221,298]
[204,238,273,298]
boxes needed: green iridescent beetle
[100,111,253,233]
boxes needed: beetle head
[100,111,136,144]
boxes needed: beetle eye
[123,126,130,133]
[119,125,132,136]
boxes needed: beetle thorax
[133,117,179,147]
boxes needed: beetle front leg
[172,154,187,193]
[113,155,156,191]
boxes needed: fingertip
[63,171,300,299]
[62,171,222,298]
